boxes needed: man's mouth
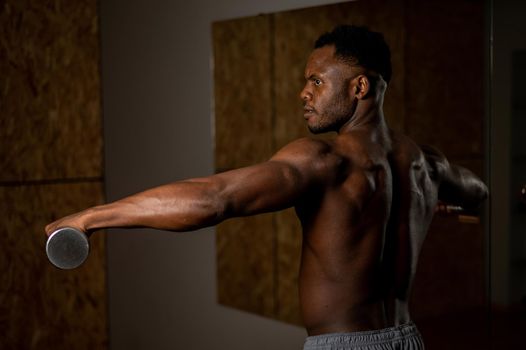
[303,106,315,118]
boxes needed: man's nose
[300,86,312,102]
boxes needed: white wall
[99,1,342,349]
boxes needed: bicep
[208,138,331,218]
[211,159,314,218]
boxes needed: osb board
[214,0,486,327]
[216,214,276,318]
[213,15,277,318]
[212,15,273,171]
[0,182,107,349]
[274,208,302,325]
[214,1,407,325]
[0,0,103,182]
[404,0,485,158]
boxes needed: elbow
[171,178,229,230]
[464,181,489,210]
[208,195,229,225]
[176,199,227,231]
[199,182,230,226]
[473,179,489,204]
[188,189,228,228]
[480,183,489,202]
[475,182,489,207]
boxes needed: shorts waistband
[304,322,421,348]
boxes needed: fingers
[435,202,463,214]
[44,211,86,237]
[45,222,59,237]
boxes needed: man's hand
[45,209,91,237]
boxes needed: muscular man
[45,25,488,349]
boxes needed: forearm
[46,178,227,235]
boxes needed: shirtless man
[45,25,488,349]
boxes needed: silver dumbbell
[46,227,89,269]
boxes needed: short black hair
[315,25,392,84]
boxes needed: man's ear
[354,75,370,99]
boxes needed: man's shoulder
[386,130,426,165]
[275,137,334,159]
[271,137,345,177]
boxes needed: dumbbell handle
[435,203,480,224]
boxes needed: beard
[307,117,334,134]
[306,93,356,134]
[306,116,327,134]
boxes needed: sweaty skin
[45,45,488,336]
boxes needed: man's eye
[314,79,322,86]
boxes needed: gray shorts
[303,323,424,350]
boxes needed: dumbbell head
[46,227,89,269]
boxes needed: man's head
[314,25,392,84]
[301,25,391,134]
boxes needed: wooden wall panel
[404,0,485,158]
[0,183,107,349]
[212,15,273,171]
[213,16,277,317]
[213,0,487,334]
[216,214,276,318]
[214,0,408,325]
[274,209,302,325]
[0,0,107,348]
[0,0,103,182]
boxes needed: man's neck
[339,98,387,134]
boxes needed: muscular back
[296,128,439,335]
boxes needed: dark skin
[45,45,488,336]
